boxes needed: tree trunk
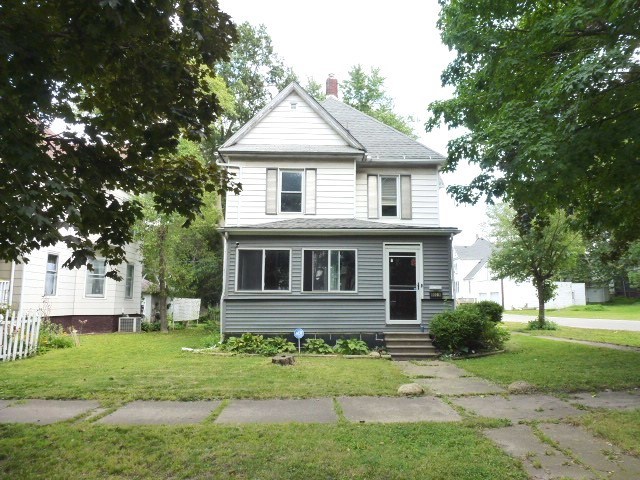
[158,224,169,333]
[536,282,546,328]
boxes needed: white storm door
[384,244,422,324]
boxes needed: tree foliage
[487,205,583,325]
[429,0,640,254]
[1,0,238,276]
[341,65,416,138]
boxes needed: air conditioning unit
[118,316,141,333]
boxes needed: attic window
[290,102,297,110]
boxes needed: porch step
[384,332,438,360]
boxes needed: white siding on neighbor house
[355,167,440,226]
[225,158,356,226]
[236,92,349,146]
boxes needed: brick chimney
[326,74,338,98]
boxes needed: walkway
[512,332,640,352]
[2,361,640,479]
[504,313,640,331]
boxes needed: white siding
[225,158,356,226]
[237,92,348,146]
[355,167,440,226]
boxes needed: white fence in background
[0,311,42,361]
[169,298,201,322]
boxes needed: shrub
[219,333,296,355]
[333,338,369,355]
[262,336,297,356]
[430,308,509,354]
[459,301,503,323]
[202,334,221,348]
[304,338,334,354]
[38,320,74,354]
[141,321,161,332]
[526,320,558,331]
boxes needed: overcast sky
[218,0,489,244]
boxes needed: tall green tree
[487,205,583,326]
[428,0,640,255]
[1,0,237,276]
[341,65,416,138]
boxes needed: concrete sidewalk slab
[215,398,337,424]
[0,399,100,425]
[484,425,593,479]
[417,377,505,395]
[99,401,220,425]
[503,314,640,332]
[398,362,469,379]
[338,396,461,423]
[0,400,11,410]
[452,394,584,421]
[540,423,640,479]
[568,390,640,410]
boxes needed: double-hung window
[237,249,290,291]
[380,176,399,217]
[44,254,58,296]
[85,259,106,297]
[280,170,303,212]
[303,250,356,292]
[125,264,134,299]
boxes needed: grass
[0,422,527,480]
[577,409,640,457]
[0,328,407,405]
[507,297,640,320]
[505,322,640,348]
[454,335,640,392]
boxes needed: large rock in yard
[507,381,536,394]
[397,383,424,396]
[272,355,295,366]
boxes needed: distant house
[454,237,586,310]
[0,241,143,333]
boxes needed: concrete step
[385,338,433,345]
[385,331,438,361]
[387,346,438,355]
[390,352,439,360]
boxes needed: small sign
[294,328,304,339]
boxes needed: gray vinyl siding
[223,234,453,334]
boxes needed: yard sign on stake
[294,328,304,353]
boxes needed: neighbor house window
[85,259,106,297]
[237,249,290,291]
[303,250,356,292]
[280,170,303,212]
[44,254,58,296]
[380,176,399,217]
[125,264,134,299]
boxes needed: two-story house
[217,79,459,357]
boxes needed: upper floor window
[302,249,356,292]
[280,170,303,212]
[380,176,399,217]
[367,174,412,220]
[125,264,135,299]
[85,259,106,297]
[237,249,290,292]
[44,254,58,296]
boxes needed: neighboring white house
[0,241,143,333]
[454,237,586,310]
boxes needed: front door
[384,244,422,324]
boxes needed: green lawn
[454,335,640,392]
[507,298,640,320]
[0,328,407,405]
[505,322,640,348]
[577,409,640,457]
[0,422,527,480]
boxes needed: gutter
[219,227,461,237]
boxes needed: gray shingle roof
[454,238,494,260]
[321,97,445,163]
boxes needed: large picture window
[44,254,58,296]
[303,250,356,292]
[280,170,303,212]
[85,259,106,297]
[237,249,290,291]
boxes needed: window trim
[44,253,59,297]
[125,264,135,299]
[235,248,292,293]
[379,175,400,218]
[301,248,358,294]
[278,169,305,214]
[85,258,107,298]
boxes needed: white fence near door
[0,311,42,361]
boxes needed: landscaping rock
[272,355,295,366]
[397,383,424,396]
[507,381,536,394]
[368,351,381,358]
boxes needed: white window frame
[85,259,107,298]
[301,249,358,293]
[235,248,292,293]
[379,175,400,218]
[44,253,59,297]
[125,264,135,299]
[278,169,305,214]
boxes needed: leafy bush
[526,320,558,330]
[304,338,334,354]
[333,338,369,355]
[202,334,221,348]
[459,301,503,322]
[219,333,296,355]
[430,308,510,354]
[38,320,74,354]
[262,336,297,356]
[141,321,161,332]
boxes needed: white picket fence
[0,311,42,361]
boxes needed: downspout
[8,261,15,311]
[219,232,229,340]
[18,262,26,315]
